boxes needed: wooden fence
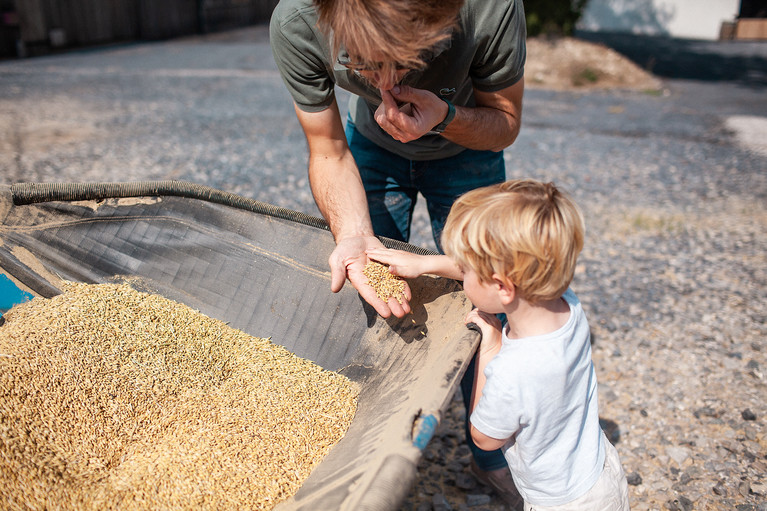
[3,0,279,57]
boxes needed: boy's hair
[314,0,462,77]
[441,179,585,303]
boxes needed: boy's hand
[365,248,428,279]
[465,308,503,355]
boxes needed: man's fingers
[330,262,347,293]
[402,280,412,302]
[389,84,414,102]
[357,285,393,318]
[329,251,350,293]
[378,89,400,122]
[388,296,411,317]
[379,88,398,111]
[357,274,413,318]
[378,88,413,135]
[385,279,412,317]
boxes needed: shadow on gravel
[599,417,621,445]
[576,30,767,88]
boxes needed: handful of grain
[363,261,406,304]
[0,282,358,511]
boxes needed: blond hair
[314,0,462,77]
[441,179,585,303]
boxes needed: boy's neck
[504,296,570,340]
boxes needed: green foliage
[571,67,600,86]
[524,0,589,37]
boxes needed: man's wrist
[334,231,377,244]
[430,99,456,134]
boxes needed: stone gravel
[1,25,765,511]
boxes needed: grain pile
[0,282,358,511]
[363,261,406,304]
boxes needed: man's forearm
[308,152,374,241]
[442,104,521,152]
[442,79,524,152]
[294,101,375,242]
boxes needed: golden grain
[363,261,406,304]
[0,282,358,511]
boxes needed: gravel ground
[1,26,766,511]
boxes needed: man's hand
[374,86,448,143]
[329,235,412,318]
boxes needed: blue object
[412,413,439,450]
[0,274,33,316]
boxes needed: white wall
[577,0,741,40]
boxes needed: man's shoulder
[463,0,516,12]
[270,0,322,54]
[271,0,317,27]
[461,0,518,24]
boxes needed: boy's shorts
[524,432,631,511]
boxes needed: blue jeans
[346,118,509,471]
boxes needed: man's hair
[314,0,463,74]
[441,179,585,303]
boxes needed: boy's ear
[492,273,515,305]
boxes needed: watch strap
[432,99,456,133]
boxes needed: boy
[366,179,630,510]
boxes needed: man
[270,0,526,505]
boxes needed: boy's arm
[466,309,513,451]
[365,249,463,280]
[471,426,508,451]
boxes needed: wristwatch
[431,99,456,134]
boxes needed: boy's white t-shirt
[470,289,605,507]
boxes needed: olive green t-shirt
[269,0,526,161]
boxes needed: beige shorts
[524,432,631,511]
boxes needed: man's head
[315,0,463,89]
[441,179,585,304]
